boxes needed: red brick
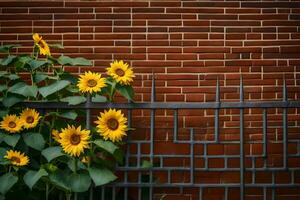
[1,1,300,199]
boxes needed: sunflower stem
[49,114,56,146]
[45,182,49,200]
[74,158,78,174]
[109,81,117,102]
[66,192,72,200]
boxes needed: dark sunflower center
[115,68,125,77]
[11,156,20,163]
[26,116,34,124]
[8,121,16,128]
[70,134,81,145]
[107,118,119,130]
[87,79,97,87]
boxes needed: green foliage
[24,169,48,190]
[57,55,91,66]
[8,82,38,98]
[0,38,142,199]
[23,132,45,151]
[60,96,86,105]
[39,80,70,98]
[0,44,20,53]
[3,134,20,147]
[88,167,117,186]
[67,172,91,192]
[116,84,134,101]
[42,147,65,162]
[0,173,18,194]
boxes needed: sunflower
[77,71,106,94]
[4,150,29,166]
[106,60,135,85]
[52,129,61,143]
[0,114,23,133]
[32,33,51,56]
[19,108,41,129]
[94,109,127,142]
[59,125,90,157]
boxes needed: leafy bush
[0,34,136,200]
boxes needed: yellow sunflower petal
[77,71,106,94]
[38,39,51,56]
[32,33,42,44]
[4,150,29,166]
[106,60,135,85]
[94,108,128,143]
[19,108,41,129]
[59,125,90,157]
[52,129,61,143]
[0,114,23,133]
[33,33,51,56]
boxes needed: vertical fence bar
[101,187,105,200]
[225,187,228,200]
[239,77,245,200]
[199,188,203,200]
[149,74,156,200]
[86,94,93,200]
[174,109,178,141]
[190,128,194,184]
[263,109,268,168]
[263,187,267,200]
[124,102,132,200]
[283,79,288,170]
[214,78,220,143]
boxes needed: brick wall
[1,1,300,199]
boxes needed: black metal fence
[23,76,300,200]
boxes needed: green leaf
[92,95,107,103]
[67,172,91,192]
[0,173,18,194]
[116,84,134,101]
[0,110,8,118]
[0,44,20,53]
[8,82,38,97]
[49,43,64,49]
[94,139,124,164]
[1,55,17,66]
[29,60,48,70]
[14,56,31,70]
[42,146,64,162]
[67,159,86,172]
[24,169,48,190]
[59,71,77,84]
[88,167,117,186]
[49,170,70,191]
[3,134,20,147]
[23,132,45,151]
[38,80,70,98]
[58,111,78,120]
[141,160,153,169]
[60,96,86,105]
[0,71,8,77]
[57,55,91,66]
[0,147,8,164]
[94,139,118,155]
[0,85,7,92]
[33,72,48,83]
[2,95,24,107]
[7,74,19,80]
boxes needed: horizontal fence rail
[17,77,300,200]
